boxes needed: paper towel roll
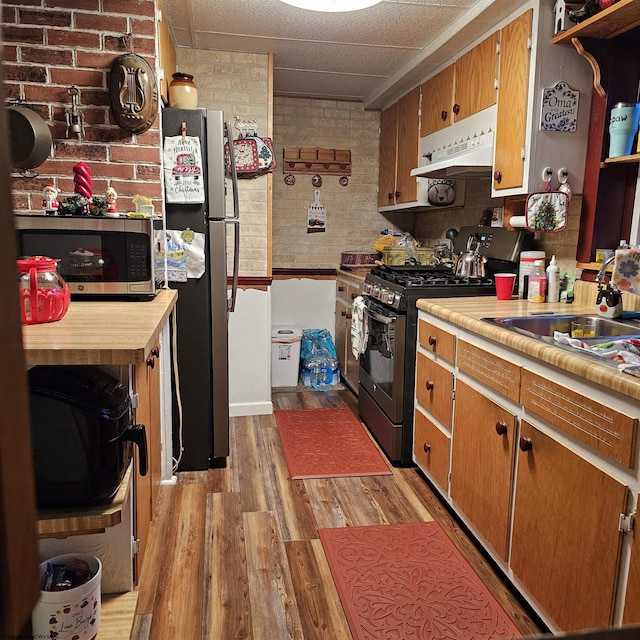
[510,215,526,228]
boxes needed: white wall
[228,287,272,417]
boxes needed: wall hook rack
[283,147,351,176]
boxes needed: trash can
[32,553,102,640]
[271,326,302,387]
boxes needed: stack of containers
[518,250,546,298]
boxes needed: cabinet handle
[493,170,502,184]
[428,335,437,347]
[387,192,394,201]
[338,285,345,292]
[345,313,352,319]
[423,443,431,453]
[350,293,358,300]
[452,103,460,115]
[425,380,434,391]
[341,310,347,317]
[441,110,448,121]
[146,357,155,368]
[495,421,508,436]
[151,345,160,358]
[519,436,533,452]
[395,190,400,199]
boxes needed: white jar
[519,250,545,298]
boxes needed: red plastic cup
[495,273,516,300]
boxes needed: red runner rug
[274,407,392,480]
[319,521,522,640]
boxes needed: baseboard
[230,401,273,417]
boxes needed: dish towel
[351,296,368,359]
[554,331,640,377]
[612,247,640,294]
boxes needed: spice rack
[283,147,351,175]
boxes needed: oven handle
[365,306,397,324]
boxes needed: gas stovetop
[364,265,496,310]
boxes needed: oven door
[359,298,406,424]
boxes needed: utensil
[8,105,52,171]
[454,235,486,278]
[307,189,326,229]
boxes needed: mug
[609,102,640,158]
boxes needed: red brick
[130,18,155,37]
[83,126,129,144]
[81,89,111,107]
[54,141,107,161]
[112,180,162,199]
[90,162,135,180]
[25,85,71,103]
[19,9,71,27]
[76,50,121,70]
[75,13,127,33]
[135,164,160,181]
[22,47,73,65]
[3,45,18,62]
[103,0,155,17]
[49,68,105,88]
[109,144,160,164]
[49,106,109,127]
[45,0,100,10]
[47,29,100,49]
[4,83,21,100]
[3,26,44,44]
[36,159,86,177]
[11,191,30,210]
[16,103,50,121]
[5,63,47,82]
[103,34,131,52]
[3,6,17,24]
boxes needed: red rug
[319,521,522,640]
[274,407,392,480]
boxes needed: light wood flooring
[131,387,543,640]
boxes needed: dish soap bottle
[528,259,547,303]
[546,255,560,303]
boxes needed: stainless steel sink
[482,313,640,342]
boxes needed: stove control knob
[372,285,380,298]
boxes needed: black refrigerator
[161,108,239,470]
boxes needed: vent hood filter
[412,130,495,180]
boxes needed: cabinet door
[624,526,640,624]
[454,32,499,122]
[420,64,455,136]
[493,10,532,191]
[450,380,516,561]
[414,407,451,493]
[395,86,421,204]
[415,352,453,428]
[511,421,628,631]
[378,102,397,206]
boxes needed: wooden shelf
[37,466,131,538]
[282,147,351,175]
[553,0,640,44]
[604,152,640,163]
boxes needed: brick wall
[3,0,162,215]
[175,48,271,277]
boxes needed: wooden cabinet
[418,319,455,364]
[335,276,362,394]
[553,0,640,262]
[414,407,450,493]
[420,34,498,138]
[415,352,454,429]
[450,380,516,562]
[378,87,421,207]
[133,343,162,581]
[511,421,628,631]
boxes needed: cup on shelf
[608,102,640,158]
[495,273,517,300]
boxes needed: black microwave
[15,215,164,297]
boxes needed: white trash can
[32,553,101,640]
[271,326,302,387]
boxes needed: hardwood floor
[132,388,542,639]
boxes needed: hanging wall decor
[109,52,158,134]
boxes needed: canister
[518,251,545,298]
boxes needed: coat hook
[181,121,187,142]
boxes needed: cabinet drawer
[520,369,637,468]
[347,284,361,303]
[415,352,453,428]
[418,320,455,364]
[414,408,450,492]
[457,340,520,402]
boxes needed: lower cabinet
[133,344,162,581]
[511,421,628,632]
[450,379,516,562]
[415,352,453,428]
[413,407,450,493]
[335,275,362,393]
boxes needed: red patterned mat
[274,407,392,480]
[319,521,522,640]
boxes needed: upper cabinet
[378,86,421,207]
[552,0,640,262]
[420,33,498,138]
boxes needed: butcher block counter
[22,289,177,366]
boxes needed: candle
[73,162,92,198]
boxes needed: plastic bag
[300,329,340,391]
[374,229,402,253]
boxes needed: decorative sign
[539,81,579,132]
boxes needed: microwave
[15,215,164,297]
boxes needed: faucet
[595,252,623,318]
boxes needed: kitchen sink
[482,313,640,344]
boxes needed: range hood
[411,129,495,180]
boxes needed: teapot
[18,255,70,324]
[454,235,486,278]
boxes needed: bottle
[546,255,560,303]
[518,250,546,298]
[527,259,547,303]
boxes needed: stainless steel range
[358,226,531,465]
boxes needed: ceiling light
[279,0,383,12]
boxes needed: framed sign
[539,81,579,132]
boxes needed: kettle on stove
[454,235,486,278]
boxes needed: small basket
[382,247,435,266]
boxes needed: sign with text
[539,81,579,132]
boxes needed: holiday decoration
[73,162,92,198]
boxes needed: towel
[612,248,640,295]
[350,296,368,359]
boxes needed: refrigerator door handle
[224,121,240,221]
[227,219,240,312]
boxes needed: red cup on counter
[495,273,516,300]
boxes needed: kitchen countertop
[337,267,369,284]
[22,289,178,366]
[416,282,640,401]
